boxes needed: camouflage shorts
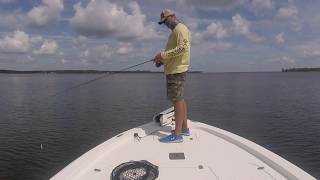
[166,72,187,102]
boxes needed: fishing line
[34,58,154,150]
[50,59,154,98]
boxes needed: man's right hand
[155,62,163,67]
[153,53,164,67]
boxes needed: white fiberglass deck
[51,118,315,180]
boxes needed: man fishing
[154,9,191,143]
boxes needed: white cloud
[30,36,43,44]
[207,42,233,51]
[192,41,233,59]
[279,56,295,63]
[252,0,273,10]
[275,32,285,45]
[232,14,264,42]
[79,44,115,66]
[60,58,66,64]
[1,0,64,29]
[232,14,250,35]
[277,2,298,19]
[247,34,264,42]
[72,35,88,49]
[194,14,264,44]
[116,43,133,55]
[73,35,87,44]
[27,0,64,27]
[0,14,18,27]
[0,30,31,53]
[33,40,58,55]
[181,16,200,32]
[70,0,159,40]
[277,9,296,21]
[0,31,54,55]
[184,0,244,10]
[250,0,273,15]
[80,42,135,60]
[193,21,228,44]
[0,11,24,28]
[2,0,318,72]
[304,49,320,57]
[81,44,113,59]
[203,22,229,39]
[276,0,301,31]
[295,41,320,58]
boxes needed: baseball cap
[158,9,175,25]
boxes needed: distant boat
[51,107,316,180]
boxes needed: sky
[0,0,320,72]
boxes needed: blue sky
[0,0,320,72]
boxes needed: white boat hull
[51,109,316,180]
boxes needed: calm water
[0,72,319,179]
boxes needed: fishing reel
[155,62,163,67]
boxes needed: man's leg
[173,99,185,135]
[182,100,188,129]
[167,72,187,135]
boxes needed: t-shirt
[161,23,191,75]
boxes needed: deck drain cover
[111,160,158,180]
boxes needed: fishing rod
[29,58,157,151]
[50,59,154,97]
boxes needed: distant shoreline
[282,68,320,72]
[0,70,203,74]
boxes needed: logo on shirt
[183,39,188,44]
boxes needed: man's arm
[161,31,190,60]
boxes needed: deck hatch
[169,152,185,160]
